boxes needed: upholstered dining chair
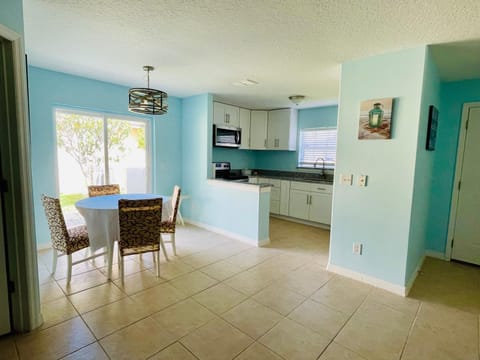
[118,198,168,281]
[160,185,182,258]
[41,194,91,284]
[88,184,120,197]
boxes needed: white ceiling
[23,0,480,110]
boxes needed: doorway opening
[55,109,151,224]
[447,103,480,265]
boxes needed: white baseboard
[36,243,52,251]
[425,250,446,260]
[327,262,407,297]
[270,214,330,230]
[404,255,425,296]
[184,218,270,247]
[327,253,426,297]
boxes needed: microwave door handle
[236,131,240,144]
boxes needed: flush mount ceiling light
[288,95,306,105]
[129,66,168,115]
[232,79,259,86]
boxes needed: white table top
[75,193,171,252]
[75,193,168,210]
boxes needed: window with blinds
[297,127,337,169]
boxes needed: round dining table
[75,193,171,280]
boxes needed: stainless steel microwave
[213,124,241,148]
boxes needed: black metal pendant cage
[129,88,168,115]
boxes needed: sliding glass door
[55,109,151,221]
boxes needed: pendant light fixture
[128,66,168,115]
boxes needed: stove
[212,162,248,181]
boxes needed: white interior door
[452,107,480,265]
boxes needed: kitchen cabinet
[279,180,290,216]
[267,108,297,150]
[213,102,240,127]
[250,111,268,149]
[289,181,333,224]
[239,108,251,149]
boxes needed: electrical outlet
[352,243,363,255]
[358,175,368,187]
[341,174,353,185]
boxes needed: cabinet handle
[225,113,230,123]
[264,139,267,148]
[317,188,325,191]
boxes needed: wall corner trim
[326,262,408,297]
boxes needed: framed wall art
[358,98,394,140]
[426,105,439,151]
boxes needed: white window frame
[297,127,337,169]
[54,108,152,193]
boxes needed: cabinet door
[224,104,239,127]
[289,190,309,220]
[267,109,283,149]
[270,200,280,214]
[213,102,225,125]
[309,192,333,224]
[280,180,290,216]
[239,108,251,149]
[267,109,297,150]
[250,111,268,149]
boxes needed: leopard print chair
[41,194,90,283]
[160,185,181,257]
[87,184,120,197]
[118,198,168,281]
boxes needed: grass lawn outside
[60,193,86,212]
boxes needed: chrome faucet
[314,157,326,179]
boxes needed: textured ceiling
[23,0,480,109]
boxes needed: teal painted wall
[426,78,480,253]
[255,105,338,170]
[330,47,427,287]
[405,47,441,283]
[212,148,256,170]
[181,95,270,243]
[28,66,182,246]
[0,0,24,35]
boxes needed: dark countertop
[249,169,334,185]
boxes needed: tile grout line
[398,300,423,359]
[314,286,373,360]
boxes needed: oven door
[214,125,241,147]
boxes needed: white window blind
[298,127,337,168]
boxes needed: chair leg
[51,249,58,275]
[119,255,125,284]
[67,254,72,284]
[155,251,160,277]
[159,235,169,261]
[171,233,177,256]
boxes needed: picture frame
[358,98,394,140]
[426,105,439,151]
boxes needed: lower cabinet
[288,182,332,225]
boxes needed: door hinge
[0,179,7,193]
[8,280,14,293]
[451,238,454,248]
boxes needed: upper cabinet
[213,102,240,127]
[267,109,297,151]
[239,108,251,149]
[250,111,268,149]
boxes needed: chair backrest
[169,185,182,223]
[88,184,120,197]
[41,194,69,253]
[118,198,163,256]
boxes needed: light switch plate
[341,174,353,185]
[353,243,363,255]
[359,175,368,187]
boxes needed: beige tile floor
[1,218,480,359]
